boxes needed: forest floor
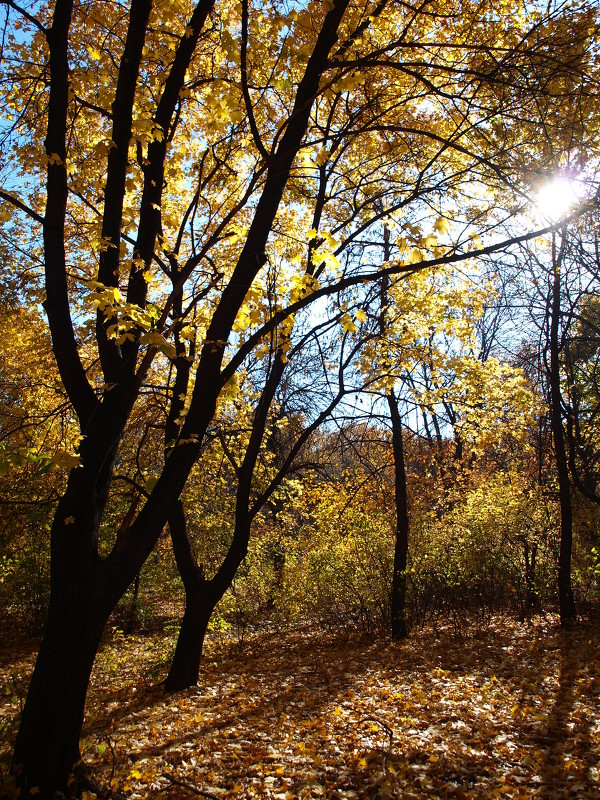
[1,615,599,799]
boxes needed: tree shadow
[80,626,384,796]
[537,628,597,798]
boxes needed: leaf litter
[1,616,599,798]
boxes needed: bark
[165,509,254,689]
[380,226,409,640]
[164,584,214,691]
[166,355,287,689]
[388,389,409,640]
[12,575,108,796]
[549,232,577,626]
[43,0,96,426]
[164,501,212,690]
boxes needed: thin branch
[0,0,46,32]
[222,203,600,389]
[162,772,222,799]
[363,716,394,774]
[240,0,269,160]
[0,187,44,224]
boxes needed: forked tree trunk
[163,504,216,691]
[164,345,289,690]
[164,500,253,690]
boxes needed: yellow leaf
[341,314,357,334]
[333,706,342,717]
[433,216,448,235]
[86,45,101,61]
[315,147,328,167]
[322,231,339,250]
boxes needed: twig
[162,772,222,799]
[363,715,394,773]
[107,735,117,783]
[11,674,24,713]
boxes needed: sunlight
[536,175,582,223]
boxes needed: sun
[536,175,582,223]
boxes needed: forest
[0,0,600,797]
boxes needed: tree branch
[0,187,43,224]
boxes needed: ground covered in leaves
[1,617,600,799]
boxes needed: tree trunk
[164,500,247,691]
[164,582,216,691]
[12,462,151,795]
[549,230,576,626]
[380,224,409,640]
[12,585,108,796]
[388,390,409,640]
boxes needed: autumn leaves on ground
[1,617,599,800]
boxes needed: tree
[5,0,357,791]
[549,227,578,624]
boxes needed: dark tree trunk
[164,356,287,690]
[549,231,576,626]
[164,583,214,691]
[12,581,108,796]
[165,518,253,689]
[163,501,219,690]
[388,389,409,640]
[380,225,409,640]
